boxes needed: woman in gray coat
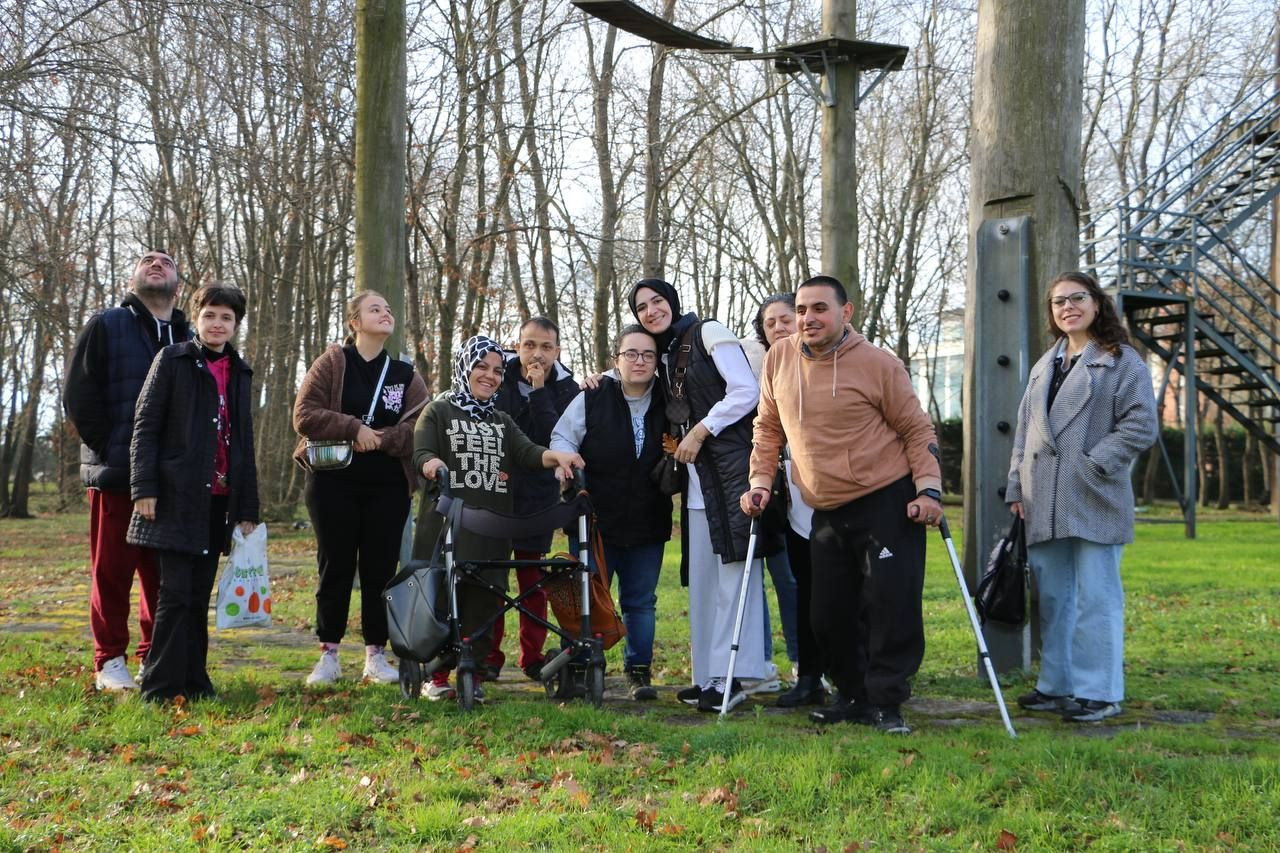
[1005,271,1158,723]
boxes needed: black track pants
[808,475,925,706]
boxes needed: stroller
[385,467,610,711]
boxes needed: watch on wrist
[917,488,942,502]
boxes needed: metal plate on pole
[970,216,1032,672]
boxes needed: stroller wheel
[399,658,423,700]
[458,669,477,711]
[586,663,605,707]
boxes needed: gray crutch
[721,496,762,718]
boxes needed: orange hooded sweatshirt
[748,326,941,510]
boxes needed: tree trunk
[355,0,407,355]
[962,0,1087,672]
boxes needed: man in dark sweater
[64,250,190,691]
[487,317,581,681]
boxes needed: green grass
[1,501,1278,850]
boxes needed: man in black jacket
[63,250,189,691]
[486,317,581,681]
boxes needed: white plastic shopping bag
[215,524,272,629]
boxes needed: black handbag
[976,516,1028,626]
[383,560,451,662]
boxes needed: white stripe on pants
[687,507,766,686]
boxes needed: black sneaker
[1017,688,1071,712]
[777,675,829,708]
[697,678,746,713]
[522,659,545,682]
[481,662,503,682]
[865,704,911,734]
[809,696,867,725]
[1062,698,1122,722]
[626,665,658,701]
[676,684,702,706]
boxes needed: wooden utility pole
[354,0,407,356]
[962,0,1087,671]
[822,0,859,314]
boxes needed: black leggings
[306,474,410,646]
[808,476,925,706]
[787,525,826,679]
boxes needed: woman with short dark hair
[551,324,673,700]
[128,283,260,702]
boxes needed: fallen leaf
[997,829,1018,850]
[316,834,347,849]
[461,816,491,828]
[635,808,656,831]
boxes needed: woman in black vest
[550,325,672,701]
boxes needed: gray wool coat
[1005,339,1158,546]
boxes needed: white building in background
[908,308,965,420]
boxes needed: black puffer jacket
[127,342,260,556]
[494,354,580,551]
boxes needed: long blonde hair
[343,289,386,346]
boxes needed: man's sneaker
[1018,688,1071,712]
[741,661,782,695]
[626,665,658,701]
[865,704,912,734]
[676,684,702,706]
[471,683,486,704]
[809,696,866,725]
[134,661,148,685]
[481,662,503,682]
[522,659,545,682]
[1062,699,1122,723]
[777,675,828,708]
[426,673,456,701]
[697,678,746,713]
[95,656,139,692]
[362,649,399,683]
[305,651,341,686]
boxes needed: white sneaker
[741,661,782,695]
[306,652,341,686]
[95,656,139,691]
[362,650,399,683]
[426,680,456,701]
[134,662,148,685]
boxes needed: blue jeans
[762,548,800,663]
[1027,538,1126,703]
[592,542,665,669]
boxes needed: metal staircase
[1082,78,1280,532]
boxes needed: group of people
[65,249,1157,733]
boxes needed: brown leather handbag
[545,523,627,650]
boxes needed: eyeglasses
[1049,291,1092,309]
[616,349,657,364]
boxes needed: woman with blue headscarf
[411,335,584,701]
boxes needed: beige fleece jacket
[748,327,941,510]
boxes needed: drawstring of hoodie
[797,328,849,422]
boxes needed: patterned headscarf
[449,334,504,420]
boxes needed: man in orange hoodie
[742,275,942,734]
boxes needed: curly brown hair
[1044,271,1130,357]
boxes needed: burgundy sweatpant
[88,489,159,670]
[484,550,549,671]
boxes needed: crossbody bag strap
[363,357,391,425]
[668,322,699,401]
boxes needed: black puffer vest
[670,321,781,574]
[580,378,672,548]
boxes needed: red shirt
[206,355,232,496]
